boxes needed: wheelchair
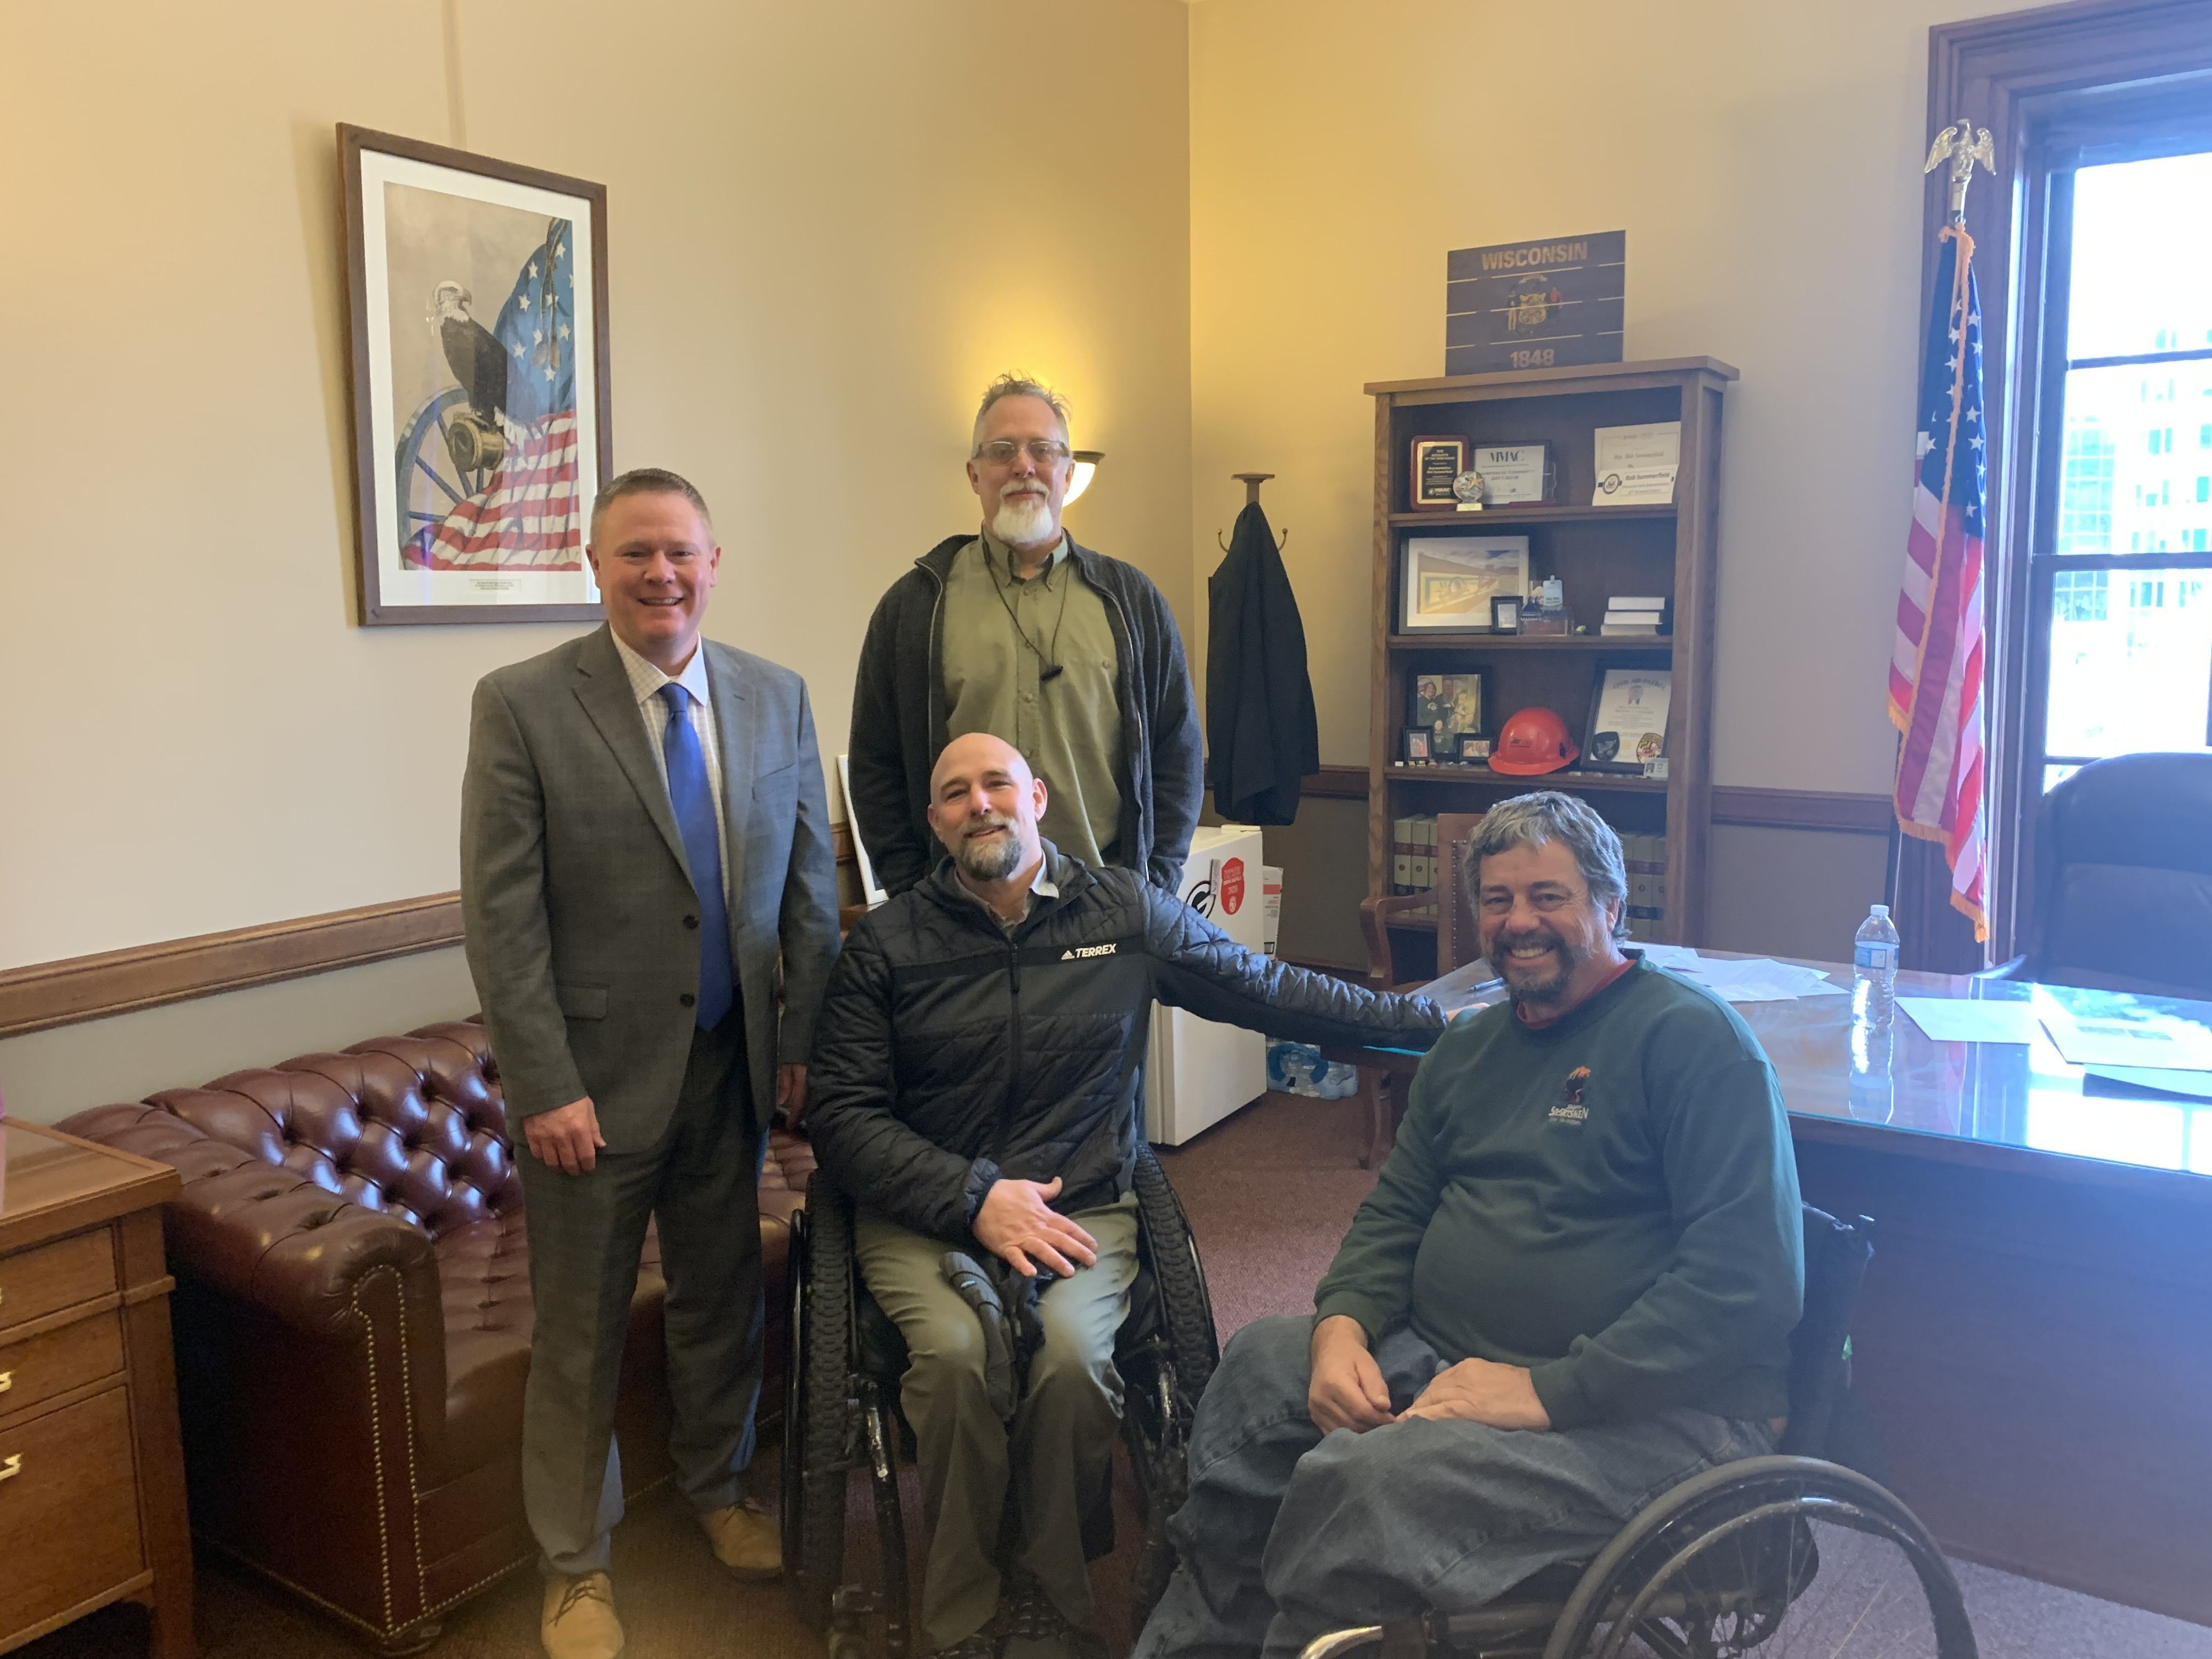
[1297,1207,1979,1659]
[781,1141,1219,1658]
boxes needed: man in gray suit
[461,467,840,1659]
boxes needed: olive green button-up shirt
[940,531,1124,868]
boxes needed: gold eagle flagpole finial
[1924,117,1995,222]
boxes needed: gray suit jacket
[460,626,842,1152]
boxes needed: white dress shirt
[609,630,732,904]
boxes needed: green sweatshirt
[1313,958,1803,1430]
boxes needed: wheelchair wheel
[786,1169,857,1630]
[1125,1141,1220,1625]
[1539,1455,1978,1659]
[1132,1140,1219,1398]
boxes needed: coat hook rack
[1220,472,1289,551]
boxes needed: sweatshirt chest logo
[1548,1066,1593,1125]
[1062,943,1117,961]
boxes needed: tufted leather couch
[59,1017,815,1655]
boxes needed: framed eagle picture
[340,125,612,624]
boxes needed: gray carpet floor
[23,1091,2211,1658]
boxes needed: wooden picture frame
[340,124,613,625]
[1410,669,1491,753]
[1398,534,1531,633]
[1583,665,1672,774]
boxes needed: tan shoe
[697,1497,782,1581]
[541,1571,623,1659]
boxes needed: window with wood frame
[1898,0,2212,971]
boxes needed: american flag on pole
[1888,224,1988,940]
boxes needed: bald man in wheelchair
[805,734,1448,1659]
[1135,792,1803,1659]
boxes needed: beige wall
[1186,0,1985,793]
[0,0,1192,1121]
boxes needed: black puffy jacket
[806,848,1449,1242]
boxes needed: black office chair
[1983,751,2212,1000]
[1297,1207,1979,1659]
[782,1142,1219,1659]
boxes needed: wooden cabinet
[1363,357,1735,983]
[0,1120,193,1658]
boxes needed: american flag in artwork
[407,216,586,573]
[416,411,583,570]
[1887,224,1988,940]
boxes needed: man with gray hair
[848,373,1202,897]
[1135,791,1804,1659]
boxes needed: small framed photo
[1409,436,1469,510]
[1398,534,1531,633]
[1583,666,1673,774]
[1457,733,1492,763]
[1491,595,1522,633]
[1402,727,1434,763]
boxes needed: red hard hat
[1489,707,1579,775]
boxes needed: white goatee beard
[991,493,1056,548]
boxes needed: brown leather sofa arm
[59,1105,448,1398]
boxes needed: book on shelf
[1621,831,1668,941]
[1391,813,1442,900]
[1601,594,1669,636]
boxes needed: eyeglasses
[973,439,1072,467]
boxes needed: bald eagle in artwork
[429,281,509,425]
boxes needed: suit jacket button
[683,915,699,929]
[679,993,696,1007]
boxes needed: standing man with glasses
[461,469,840,1659]
[849,374,1203,899]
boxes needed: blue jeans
[1133,1316,1776,1659]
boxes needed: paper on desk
[2044,1009,2212,1072]
[1633,943,1703,969]
[1657,953,1847,1003]
[1897,997,2046,1045]
[2083,1065,2212,1102]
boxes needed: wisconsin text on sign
[1478,241,1592,271]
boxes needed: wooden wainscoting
[0,824,857,1040]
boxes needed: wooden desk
[0,1120,193,1657]
[1330,958,2212,1628]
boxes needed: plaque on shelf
[1593,422,1680,505]
[1410,436,1469,510]
[1469,442,1553,504]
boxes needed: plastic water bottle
[1848,905,1901,1121]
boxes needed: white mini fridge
[1144,823,1269,1145]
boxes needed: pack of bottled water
[1266,1040,1361,1099]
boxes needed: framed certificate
[1583,667,1672,773]
[1592,422,1680,506]
[1468,442,1553,505]
[1398,534,1530,633]
[1409,436,1469,510]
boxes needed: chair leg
[1359,1072,1403,1171]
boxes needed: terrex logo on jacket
[802,848,1447,1243]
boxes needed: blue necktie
[658,683,733,1030]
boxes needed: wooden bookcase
[1364,356,1736,983]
